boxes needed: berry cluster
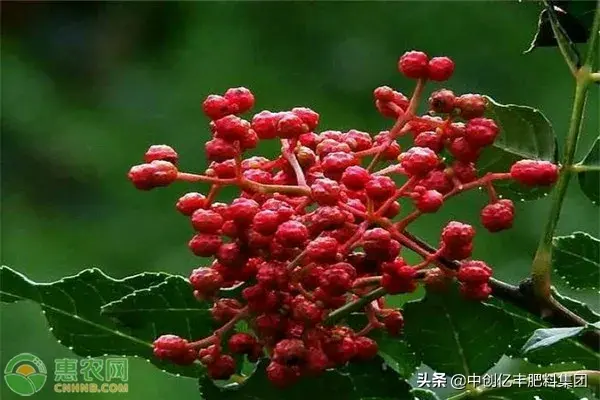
[129,51,559,387]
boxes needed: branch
[403,231,600,352]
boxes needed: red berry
[319,266,353,296]
[305,348,329,375]
[427,56,455,81]
[266,362,300,387]
[321,151,358,180]
[203,94,234,120]
[419,170,454,194]
[224,87,255,113]
[415,189,444,213]
[207,354,236,380]
[353,336,378,361]
[306,237,339,263]
[442,242,473,260]
[345,130,373,152]
[277,112,308,138]
[428,89,456,114]
[144,144,178,164]
[292,107,320,131]
[275,220,309,248]
[457,260,493,284]
[189,267,223,298]
[256,261,289,289]
[213,115,251,142]
[448,137,481,163]
[398,51,429,79]
[365,175,396,202]
[480,199,514,232]
[228,333,258,354]
[211,298,243,324]
[451,161,478,183]
[383,311,404,336]
[273,339,306,365]
[362,228,392,253]
[341,166,370,190]
[227,198,260,226]
[400,147,440,177]
[510,160,559,186]
[291,296,323,326]
[252,110,280,140]
[189,233,222,257]
[128,161,178,190]
[423,268,452,293]
[374,132,402,160]
[465,118,499,147]
[176,192,206,216]
[205,138,238,162]
[153,335,196,365]
[373,86,395,102]
[460,282,492,301]
[441,221,475,247]
[311,178,341,206]
[456,94,487,119]
[191,209,224,234]
[252,210,280,235]
[414,131,444,153]
[381,260,417,294]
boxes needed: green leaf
[410,388,441,400]
[402,287,514,375]
[553,290,600,322]
[521,326,585,354]
[343,357,413,399]
[0,266,172,364]
[476,385,581,400]
[199,360,357,400]
[481,96,557,200]
[577,137,600,205]
[487,298,600,369]
[553,232,600,291]
[371,331,420,379]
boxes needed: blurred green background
[1,1,598,399]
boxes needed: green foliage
[552,232,600,290]
[403,287,514,376]
[481,96,557,200]
[577,137,600,205]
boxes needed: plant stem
[324,287,386,325]
[571,164,600,173]
[531,67,593,299]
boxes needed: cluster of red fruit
[128,51,559,387]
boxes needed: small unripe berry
[341,166,371,191]
[275,220,309,248]
[365,175,396,202]
[400,147,440,177]
[510,160,559,186]
[427,56,455,81]
[428,89,456,114]
[188,233,222,257]
[144,144,178,164]
[480,199,514,232]
[415,189,444,213]
[398,51,429,79]
[224,87,255,113]
[191,209,224,234]
[203,94,234,120]
[176,192,206,216]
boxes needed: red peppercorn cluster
[129,50,559,387]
